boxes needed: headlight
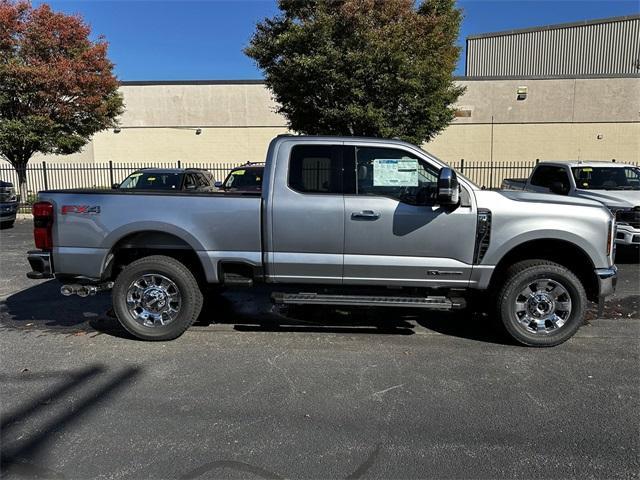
[615,210,628,225]
[613,207,639,227]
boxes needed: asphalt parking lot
[1,219,639,479]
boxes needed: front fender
[484,228,603,269]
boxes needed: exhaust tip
[60,285,75,296]
[76,286,90,298]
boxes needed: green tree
[246,0,464,145]
[0,0,123,201]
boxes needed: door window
[184,174,198,190]
[352,147,439,205]
[195,173,209,187]
[530,166,570,189]
[288,145,343,194]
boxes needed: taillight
[33,201,54,250]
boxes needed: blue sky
[34,0,640,80]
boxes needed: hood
[496,190,606,209]
[572,189,640,209]
[0,180,13,188]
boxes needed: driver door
[342,144,477,287]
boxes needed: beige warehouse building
[33,75,640,166]
[3,15,639,189]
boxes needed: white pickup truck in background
[502,162,640,247]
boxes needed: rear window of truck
[288,145,343,194]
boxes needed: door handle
[351,210,380,220]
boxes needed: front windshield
[572,166,640,191]
[224,169,263,189]
[120,172,183,190]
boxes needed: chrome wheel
[513,278,572,334]
[126,274,182,327]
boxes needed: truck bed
[38,189,263,281]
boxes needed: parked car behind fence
[0,180,18,228]
[117,168,216,192]
[215,163,264,193]
[503,161,640,246]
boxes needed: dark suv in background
[0,180,18,228]
[116,168,216,192]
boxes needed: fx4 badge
[61,205,101,215]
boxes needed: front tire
[496,260,587,347]
[112,255,203,341]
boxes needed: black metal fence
[1,158,633,213]
[450,159,536,190]
[0,160,259,212]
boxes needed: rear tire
[496,260,586,347]
[112,255,203,341]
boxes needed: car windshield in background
[120,172,183,190]
[572,166,640,190]
[224,169,262,190]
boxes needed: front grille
[0,187,14,203]
[615,208,640,229]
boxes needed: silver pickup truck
[27,135,617,346]
[502,162,640,246]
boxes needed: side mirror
[214,181,223,188]
[549,181,569,195]
[111,183,120,189]
[437,167,460,206]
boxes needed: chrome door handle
[351,210,380,220]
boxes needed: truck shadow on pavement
[0,364,141,478]
[3,276,635,344]
[0,280,516,344]
[201,289,513,344]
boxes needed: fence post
[536,158,540,165]
[109,160,114,186]
[460,158,464,174]
[42,161,48,190]
[612,158,616,163]
[177,160,181,168]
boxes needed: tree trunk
[7,158,30,206]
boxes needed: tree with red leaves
[0,0,123,200]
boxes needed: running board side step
[272,293,466,310]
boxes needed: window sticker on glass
[233,170,245,176]
[373,158,418,187]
